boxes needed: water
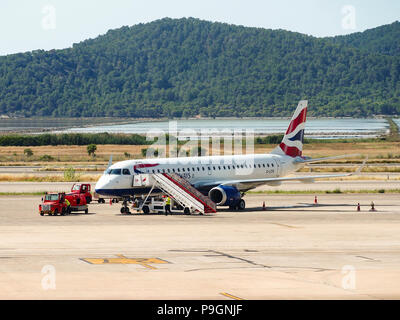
[394,119,400,129]
[55,118,389,139]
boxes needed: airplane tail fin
[271,100,308,158]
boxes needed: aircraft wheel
[120,207,126,214]
[238,199,246,210]
[85,209,89,214]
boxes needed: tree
[87,144,97,157]
[24,148,33,157]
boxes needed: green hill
[0,18,399,118]
[329,21,400,56]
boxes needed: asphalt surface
[0,190,399,299]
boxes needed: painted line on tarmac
[220,292,244,300]
[270,222,299,229]
[81,254,170,269]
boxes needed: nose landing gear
[120,198,131,215]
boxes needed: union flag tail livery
[271,100,308,158]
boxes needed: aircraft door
[273,159,281,177]
[133,174,143,187]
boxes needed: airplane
[95,100,365,212]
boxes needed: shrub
[39,155,54,162]
[24,148,33,157]
[64,167,76,181]
[141,148,159,157]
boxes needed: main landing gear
[229,199,246,211]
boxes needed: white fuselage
[94,153,304,197]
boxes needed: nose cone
[95,175,110,195]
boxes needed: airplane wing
[194,157,367,191]
[294,154,360,164]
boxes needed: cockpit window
[108,169,122,175]
[122,169,130,175]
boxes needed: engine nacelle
[208,185,241,207]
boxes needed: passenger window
[202,167,205,171]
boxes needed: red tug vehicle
[39,183,92,216]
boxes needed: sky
[1,0,399,55]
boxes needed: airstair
[133,173,217,215]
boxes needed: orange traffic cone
[357,203,361,212]
[110,199,112,206]
[314,196,318,205]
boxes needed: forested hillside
[0,18,399,118]
[330,21,400,56]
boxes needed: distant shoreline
[0,116,393,136]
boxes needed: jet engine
[208,185,241,207]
